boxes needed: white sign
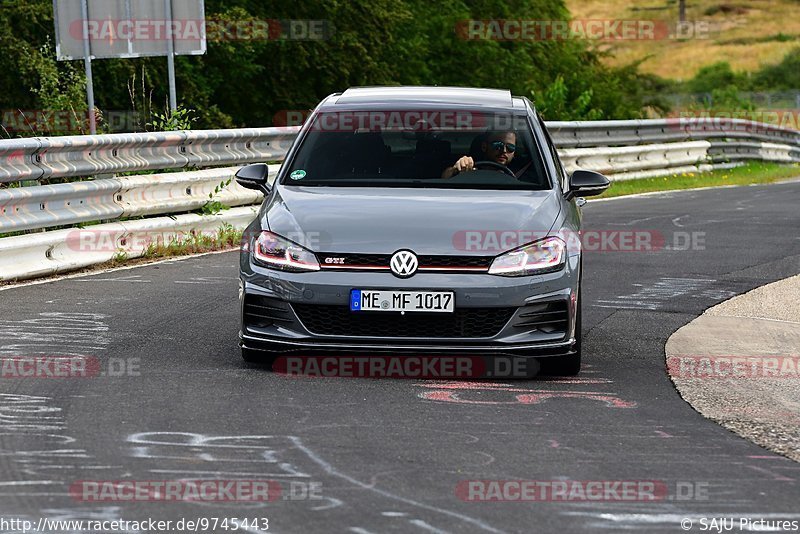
[54,0,206,60]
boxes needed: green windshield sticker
[290,169,307,180]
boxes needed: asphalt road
[1,181,799,534]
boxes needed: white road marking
[408,519,451,533]
[289,436,505,533]
[76,275,151,283]
[0,480,61,486]
[595,277,734,310]
[174,276,238,284]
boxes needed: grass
[109,223,243,265]
[596,161,800,198]
[566,0,800,79]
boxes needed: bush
[752,47,800,90]
[686,62,742,94]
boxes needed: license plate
[350,290,455,313]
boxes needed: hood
[264,186,561,255]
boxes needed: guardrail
[1,118,798,282]
[0,128,298,183]
[547,118,800,147]
[0,207,258,281]
[0,167,279,234]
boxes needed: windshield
[281,110,550,190]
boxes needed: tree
[0,0,659,136]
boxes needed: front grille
[319,253,391,267]
[512,300,569,338]
[418,255,493,268]
[243,295,294,328]
[292,304,515,338]
[317,253,493,270]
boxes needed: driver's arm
[441,156,474,179]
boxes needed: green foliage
[597,162,800,198]
[148,106,196,131]
[200,179,233,215]
[24,41,86,113]
[686,62,742,94]
[3,38,90,136]
[0,0,674,132]
[677,48,800,112]
[534,75,603,121]
[111,251,130,264]
[752,48,800,90]
[201,200,231,215]
[682,49,800,96]
[705,86,756,112]
[140,223,242,259]
[0,0,56,111]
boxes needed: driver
[441,130,516,178]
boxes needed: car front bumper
[239,253,580,358]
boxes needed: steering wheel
[473,160,516,178]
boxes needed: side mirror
[565,169,610,201]
[235,164,271,194]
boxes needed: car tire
[541,285,582,376]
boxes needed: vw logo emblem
[390,250,419,278]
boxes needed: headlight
[253,231,320,272]
[488,236,566,276]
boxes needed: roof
[328,86,517,109]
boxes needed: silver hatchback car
[236,87,609,375]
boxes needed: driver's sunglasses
[490,141,516,153]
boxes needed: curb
[665,274,800,461]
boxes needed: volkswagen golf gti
[235,86,609,375]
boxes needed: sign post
[78,0,96,133]
[164,0,177,112]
